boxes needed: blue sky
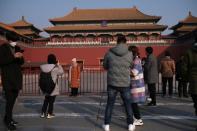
[0,0,197,36]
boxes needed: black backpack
[39,66,56,94]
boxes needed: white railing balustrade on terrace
[46,40,167,46]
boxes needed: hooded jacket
[182,46,197,95]
[40,64,64,96]
[103,44,133,87]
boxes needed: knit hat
[72,58,77,62]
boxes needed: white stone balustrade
[46,39,167,46]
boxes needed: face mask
[194,42,197,46]
[10,42,17,47]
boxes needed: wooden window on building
[149,33,160,40]
[127,34,137,41]
[138,33,148,41]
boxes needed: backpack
[39,66,56,94]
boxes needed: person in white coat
[40,54,64,119]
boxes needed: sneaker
[102,124,110,131]
[128,124,135,131]
[11,119,18,126]
[46,114,55,119]
[133,119,143,126]
[7,123,16,130]
[147,97,152,102]
[40,113,45,118]
[3,118,17,127]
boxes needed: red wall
[23,44,190,65]
[23,47,110,65]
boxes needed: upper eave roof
[9,16,42,32]
[170,12,197,30]
[0,22,25,37]
[50,6,161,23]
[176,26,197,32]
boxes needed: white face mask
[194,42,197,46]
[10,42,17,47]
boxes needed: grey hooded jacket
[40,64,64,96]
[103,44,133,87]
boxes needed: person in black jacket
[175,55,188,98]
[0,34,24,130]
[182,37,197,116]
[144,47,158,106]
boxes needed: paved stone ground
[0,95,196,131]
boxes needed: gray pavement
[0,95,197,131]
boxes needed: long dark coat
[182,46,197,95]
[0,43,24,91]
[144,54,158,84]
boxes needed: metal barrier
[0,66,178,96]
[20,66,107,96]
[21,69,68,96]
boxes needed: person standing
[128,46,145,126]
[176,56,188,98]
[182,37,197,116]
[144,46,158,106]
[69,58,81,96]
[0,72,2,88]
[40,54,64,119]
[160,51,175,97]
[102,35,135,131]
[0,35,24,130]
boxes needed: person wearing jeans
[105,85,133,125]
[103,35,135,131]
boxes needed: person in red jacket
[69,58,81,96]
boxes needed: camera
[15,46,24,53]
